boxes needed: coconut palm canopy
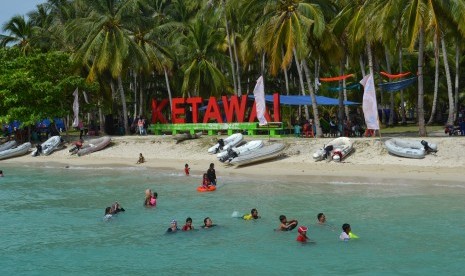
[1,0,465,137]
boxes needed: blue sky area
[0,0,45,27]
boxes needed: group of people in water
[104,163,356,242]
[184,162,217,189]
[105,195,355,242]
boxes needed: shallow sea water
[0,164,464,275]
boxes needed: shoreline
[2,134,463,184]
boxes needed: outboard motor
[323,145,334,160]
[229,148,238,160]
[218,139,225,149]
[34,144,42,157]
[421,140,437,153]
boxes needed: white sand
[3,133,464,184]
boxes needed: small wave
[328,181,411,187]
[433,184,465,189]
[64,166,147,171]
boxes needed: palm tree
[403,0,451,136]
[246,0,325,136]
[67,0,147,135]
[0,15,34,54]
[178,16,229,98]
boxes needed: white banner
[253,76,267,126]
[72,88,79,127]
[359,74,379,130]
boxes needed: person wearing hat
[167,220,179,233]
[296,226,308,242]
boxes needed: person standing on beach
[137,116,146,135]
[207,163,217,186]
[185,164,190,175]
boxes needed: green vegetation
[0,0,464,137]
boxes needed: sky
[0,0,46,27]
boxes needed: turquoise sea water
[0,164,464,275]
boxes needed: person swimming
[111,201,125,214]
[182,217,194,231]
[317,213,326,224]
[202,217,216,229]
[296,226,309,242]
[103,207,112,221]
[277,215,298,231]
[339,223,351,241]
[243,208,260,220]
[167,220,179,233]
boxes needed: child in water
[184,164,190,175]
[242,208,260,220]
[151,192,157,207]
[339,223,351,241]
[202,173,210,188]
[296,226,309,243]
[182,217,194,231]
[0,170,3,177]
[103,207,112,221]
[278,215,298,231]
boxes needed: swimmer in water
[202,217,216,229]
[296,226,308,243]
[182,217,194,231]
[277,215,298,231]
[243,208,260,220]
[339,223,351,241]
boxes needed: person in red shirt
[182,217,194,231]
[202,173,210,188]
[296,226,308,243]
[184,163,190,175]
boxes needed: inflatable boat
[313,137,353,162]
[207,133,243,154]
[77,136,111,156]
[0,142,31,160]
[385,138,437,159]
[229,143,286,166]
[217,140,264,162]
[31,136,62,156]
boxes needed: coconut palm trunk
[302,59,323,137]
[440,35,455,125]
[338,59,345,131]
[454,41,460,122]
[232,29,242,95]
[164,67,173,113]
[224,16,237,95]
[118,76,130,135]
[428,33,440,125]
[399,46,406,124]
[417,27,426,136]
[384,47,394,126]
[293,49,309,120]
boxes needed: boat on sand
[385,138,437,159]
[0,142,31,160]
[31,136,62,156]
[77,136,111,156]
[207,133,243,154]
[228,143,286,166]
[313,137,353,162]
[217,140,264,162]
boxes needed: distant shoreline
[2,134,463,184]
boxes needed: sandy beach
[2,133,464,184]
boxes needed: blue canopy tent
[255,94,359,105]
[198,94,359,111]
